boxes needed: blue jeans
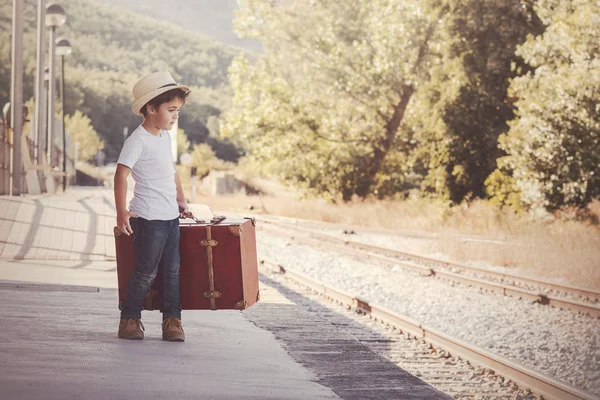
[121,217,182,321]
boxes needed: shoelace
[125,318,145,331]
[163,318,182,330]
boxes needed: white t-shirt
[117,125,179,221]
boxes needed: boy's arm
[175,163,192,218]
[114,164,136,235]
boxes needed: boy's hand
[117,210,137,236]
[178,201,192,219]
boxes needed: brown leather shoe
[162,317,185,342]
[118,318,145,340]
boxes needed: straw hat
[131,72,190,116]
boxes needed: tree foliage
[224,1,536,202]
[225,0,598,211]
[176,128,190,163]
[190,143,232,179]
[225,0,435,201]
[411,0,542,203]
[64,110,104,162]
[497,0,600,212]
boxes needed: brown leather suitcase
[114,216,260,310]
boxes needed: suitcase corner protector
[234,300,248,310]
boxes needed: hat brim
[132,85,191,116]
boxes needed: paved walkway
[0,187,117,261]
[0,187,450,399]
[0,279,344,400]
[0,187,216,262]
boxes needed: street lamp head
[45,3,67,28]
[55,37,72,56]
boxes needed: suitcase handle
[185,214,227,225]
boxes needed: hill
[96,0,262,52]
[0,0,243,161]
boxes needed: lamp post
[33,0,46,165]
[40,66,49,161]
[45,2,66,167]
[10,0,24,196]
[56,37,71,191]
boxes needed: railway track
[259,258,600,400]
[257,220,600,318]
[256,214,537,247]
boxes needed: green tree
[498,0,600,212]
[64,110,104,162]
[405,0,542,203]
[225,1,545,203]
[176,128,190,162]
[204,115,240,162]
[190,143,232,178]
[225,0,437,200]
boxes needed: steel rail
[259,259,600,400]
[270,225,600,317]
[258,220,600,299]
[256,214,439,240]
[255,213,544,247]
[258,218,599,301]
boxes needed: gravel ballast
[257,232,600,395]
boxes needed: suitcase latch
[204,290,222,299]
[200,239,219,247]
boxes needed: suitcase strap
[201,226,221,310]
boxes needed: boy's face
[147,97,184,130]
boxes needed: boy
[114,71,191,342]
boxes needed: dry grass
[191,185,600,290]
[434,201,600,289]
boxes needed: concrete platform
[0,277,449,400]
[0,281,339,399]
[0,188,450,399]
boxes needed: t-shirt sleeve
[117,136,144,169]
